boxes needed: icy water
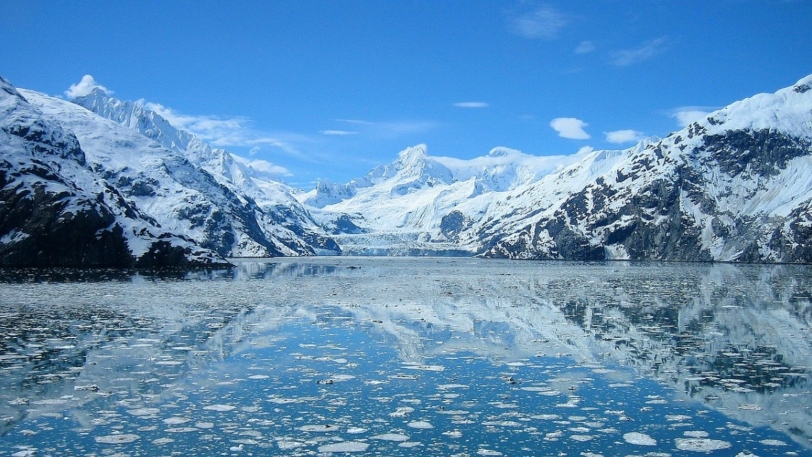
[1,259,811,456]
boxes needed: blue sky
[3,1,811,188]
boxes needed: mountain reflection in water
[0,258,810,454]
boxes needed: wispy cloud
[666,106,718,127]
[550,117,590,140]
[453,102,489,108]
[143,102,308,158]
[320,130,358,136]
[609,37,668,67]
[604,129,645,144]
[509,5,568,40]
[337,118,439,138]
[230,154,291,177]
[65,74,111,98]
[574,40,595,54]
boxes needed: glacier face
[303,76,812,263]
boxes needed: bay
[0,258,810,455]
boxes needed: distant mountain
[302,76,812,263]
[2,74,810,265]
[0,76,226,267]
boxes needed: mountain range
[1,74,810,266]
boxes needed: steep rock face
[481,77,812,262]
[0,77,226,267]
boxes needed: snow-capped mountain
[478,76,812,262]
[66,88,340,257]
[0,77,226,267]
[300,144,588,255]
[16,83,339,260]
[304,75,812,263]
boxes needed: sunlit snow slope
[302,75,812,263]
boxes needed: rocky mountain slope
[0,77,226,267]
[0,75,342,267]
[306,75,812,263]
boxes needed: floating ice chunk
[152,438,175,445]
[277,440,305,450]
[738,404,762,411]
[408,421,434,429]
[390,406,414,417]
[437,384,468,390]
[675,438,732,451]
[570,434,595,442]
[196,422,214,429]
[477,449,503,456]
[248,374,270,380]
[665,415,692,422]
[371,433,410,441]
[623,432,657,446]
[684,431,709,438]
[346,427,368,434]
[399,442,422,448]
[530,414,561,420]
[163,417,190,425]
[95,433,140,444]
[127,408,161,417]
[443,430,462,438]
[403,364,445,372]
[318,441,369,453]
[203,404,236,412]
[759,439,787,446]
[299,424,336,432]
[166,427,198,433]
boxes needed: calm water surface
[0,258,811,456]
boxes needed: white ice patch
[675,438,732,451]
[95,433,140,444]
[203,404,236,412]
[623,432,657,446]
[371,433,410,442]
[318,441,369,453]
[299,424,337,432]
[127,408,160,416]
[759,439,787,446]
[407,421,434,429]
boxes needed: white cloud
[667,106,717,127]
[231,154,291,177]
[143,102,306,158]
[244,158,291,176]
[454,102,489,108]
[509,5,568,40]
[337,118,438,138]
[320,130,358,135]
[575,41,595,54]
[65,75,110,98]
[609,37,668,67]
[604,129,645,144]
[550,117,590,140]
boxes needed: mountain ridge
[1,74,810,265]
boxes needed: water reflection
[0,258,810,454]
